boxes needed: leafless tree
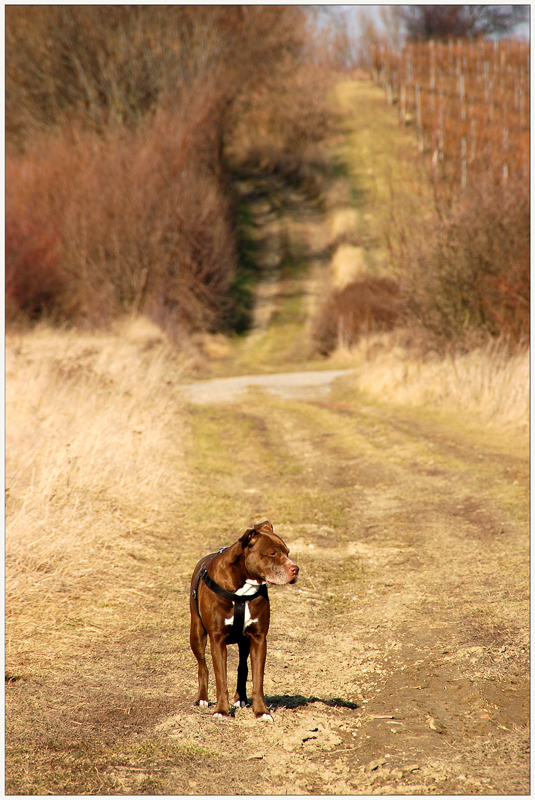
[397,5,528,41]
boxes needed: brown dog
[189,521,299,720]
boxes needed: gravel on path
[181,370,352,404]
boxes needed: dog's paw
[198,699,209,708]
[256,712,274,722]
[212,711,229,720]
[233,700,247,708]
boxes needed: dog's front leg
[249,633,273,721]
[210,633,230,718]
[234,636,250,707]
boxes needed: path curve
[181,370,351,404]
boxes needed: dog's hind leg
[234,635,250,707]
[190,613,209,708]
[210,632,230,717]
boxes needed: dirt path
[154,385,528,796]
[6,374,528,794]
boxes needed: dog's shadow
[265,694,358,711]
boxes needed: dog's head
[239,521,299,585]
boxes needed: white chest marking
[225,580,265,630]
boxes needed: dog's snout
[289,562,299,583]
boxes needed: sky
[322,4,530,42]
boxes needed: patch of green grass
[329,80,431,275]
[183,398,355,541]
[185,406,257,477]
[233,315,317,374]
[263,484,349,530]
[271,289,306,325]
[186,403,302,479]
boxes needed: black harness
[192,557,268,644]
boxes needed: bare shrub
[397,5,529,41]
[5,6,319,146]
[312,276,405,355]
[227,61,335,168]
[5,6,237,139]
[395,177,529,349]
[6,99,237,335]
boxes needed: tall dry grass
[5,319,189,644]
[331,332,529,434]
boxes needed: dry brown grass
[5,318,189,645]
[330,332,529,434]
[5,320,226,794]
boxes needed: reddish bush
[5,118,212,329]
[5,214,66,323]
[5,94,241,335]
[313,277,405,355]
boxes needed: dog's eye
[268,552,277,557]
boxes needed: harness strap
[200,564,268,604]
[192,547,228,627]
[193,561,268,643]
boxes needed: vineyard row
[371,38,530,189]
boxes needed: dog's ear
[254,520,273,534]
[239,528,258,549]
[241,521,272,549]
